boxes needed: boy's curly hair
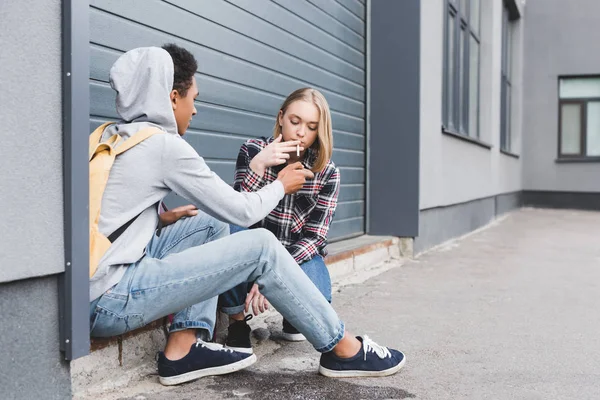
[162,43,198,97]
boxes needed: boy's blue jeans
[219,225,332,316]
[89,211,344,352]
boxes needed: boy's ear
[170,90,179,110]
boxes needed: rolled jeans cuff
[169,320,213,338]
[315,320,345,353]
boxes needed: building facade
[1,0,598,397]
[522,0,600,206]
[415,0,525,252]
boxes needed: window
[443,0,480,138]
[500,4,514,151]
[558,77,600,158]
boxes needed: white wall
[420,0,523,210]
[522,0,600,192]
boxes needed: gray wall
[419,0,523,210]
[0,1,70,397]
[0,277,71,400]
[89,0,367,240]
[522,0,600,192]
[415,0,525,252]
[368,0,420,237]
[0,0,65,282]
[414,191,522,254]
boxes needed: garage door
[90,0,366,240]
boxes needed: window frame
[557,76,600,160]
[500,3,513,152]
[499,0,521,156]
[442,0,481,139]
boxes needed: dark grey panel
[307,0,365,35]
[0,277,71,400]
[334,131,365,151]
[90,46,364,133]
[91,82,273,138]
[225,0,364,67]
[368,0,420,237]
[61,0,91,360]
[334,201,364,220]
[523,190,600,211]
[165,0,364,84]
[91,83,364,171]
[90,45,282,117]
[338,184,365,202]
[272,0,364,52]
[168,190,365,218]
[338,167,365,184]
[185,132,247,161]
[90,0,366,239]
[329,217,364,240]
[496,191,523,216]
[90,117,108,132]
[91,0,363,101]
[332,149,364,167]
[336,0,366,21]
[89,16,365,117]
[414,197,496,255]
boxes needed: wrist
[249,159,265,176]
[274,179,288,195]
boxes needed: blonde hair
[273,88,333,173]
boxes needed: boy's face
[171,77,199,136]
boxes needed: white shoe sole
[159,354,257,386]
[318,355,406,378]
[225,345,253,354]
[282,332,307,342]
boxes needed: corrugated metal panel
[90,0,366,239]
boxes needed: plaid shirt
[234,137,340,264]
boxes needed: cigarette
[296,144,300,157]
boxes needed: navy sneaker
[225,314,253,354]
[157,339,257,386]
[282,319,307,342]
[318,336,405,378]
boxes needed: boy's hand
[249,136,303,176]
[276,162,315,194]
[245,284,269,316]
[159,205,198,227]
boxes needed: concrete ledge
[326,235,411,281]
[90,318,168,353]
[72,235,410,398]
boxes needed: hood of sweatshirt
[105,46,178,138]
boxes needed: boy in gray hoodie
[90,44,405,386]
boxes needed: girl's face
[278,100,320,153]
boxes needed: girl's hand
[249,136,303,176]
[245,283,269,316]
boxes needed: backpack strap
[89,122,114,159]
[115,127,163,156]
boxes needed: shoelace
[195,339,234,353]
[362,335,391,361]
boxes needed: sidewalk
[97,209,600,399]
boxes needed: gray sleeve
[162,136,284,227]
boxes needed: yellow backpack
[88,122,162,278]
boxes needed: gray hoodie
[90,47,284,301]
